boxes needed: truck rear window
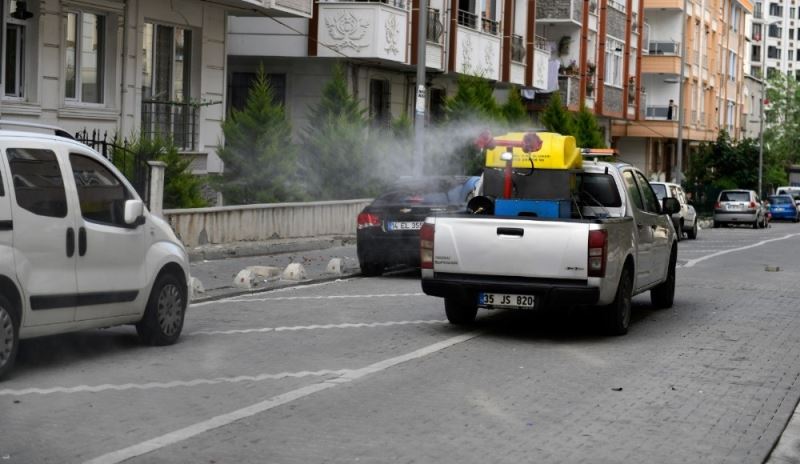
[577,173,622,208]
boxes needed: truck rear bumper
[421,273,600,307]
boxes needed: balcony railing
[141,100,199,151]
[511,34,525,62]
[427,8,444,43]
[457,9,500,36]
[481,17,500,35]
[647,41,680,56]
[458,9,477,28]
[645,105,678,120]
[352,0,407,8]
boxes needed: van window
[7,148,67,218]
[69,154,132,227]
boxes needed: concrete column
[148,161,167,217]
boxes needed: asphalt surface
[4,221,800,463]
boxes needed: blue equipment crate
[494,199,572,218]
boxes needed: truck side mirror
[662,197,680,215]
[124,199,145,226]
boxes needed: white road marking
[0,370,351,396]
[189,319,447,336]
[189,279,354,307]
[682,233,800,268]
[83,331,482,464]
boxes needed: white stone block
[189,277,205,300]
[326,258,347,275]
[234,269,257,289]
[282,263,307,281]
[246,266,281,278]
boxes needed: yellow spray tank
[484,132,582,171]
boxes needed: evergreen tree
[301,63,383,199]
[540,92,574,135]
[572,104,606,148]
[446,74,503,122]
[215,65,302,204]
[502,86,529,127]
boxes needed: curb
[190,271,363,304]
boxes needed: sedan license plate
[388,221,423,231]
[479,292,536,309]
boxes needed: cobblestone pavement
[2,222,800,463]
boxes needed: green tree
[540,92,574,135]
[572,104,606,148]
[445,74,502,122]
[215,66,302,204]
[301,63,383,199]
[502,86,529,127]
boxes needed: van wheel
[0,295,19,380]
[687,219,698,240]
[137,273,187,346]
[604,267,632,335]
[444,294,478,325]
[651,248,677,309]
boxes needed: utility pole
[675,0,687,185]
[414,0,428,177]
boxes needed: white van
[0,123,190,379]
[775,186,800,207]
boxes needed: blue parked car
[768,195,800,222]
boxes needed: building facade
[612,0,752,181]
[0,0,312,174]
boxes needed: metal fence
[427,8,444,43]
[140,100,199,151]
[75,129,150,202]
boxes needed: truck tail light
[420,222,435,269]
[588,229,608,278]
[357,212,381,230]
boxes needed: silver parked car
[713,189,767,229]
[651,182,698,240]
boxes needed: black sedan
[357,176,480,276]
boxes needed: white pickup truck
[420,160,680,335]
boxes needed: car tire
[687,219,698,240]
[444,294,478,325]
[360,260,384,277]
[604,266,632,336]
[137,273,187,346]
[713,220,720,228]
[752,219,759,230]
[0,295,19,380]
[651,248,676,309]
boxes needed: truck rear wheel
[651,248,677,309]
[444,295,478,325]
[604,267,632,336]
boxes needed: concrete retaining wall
[164,199,372,247]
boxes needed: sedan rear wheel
[687,219,698,240]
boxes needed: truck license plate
[479,293,536,309]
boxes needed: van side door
[67,151,147,321]
[3,144,78,325]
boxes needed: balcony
[535,0,583,26]
[532,37,551,89]
[237,0,313,17]
[317,0,410,64]
[645,105,676,120]
[642,48,682,75]
[426,8,445,70]
[141,100,199,151]
[647,41,680,55]
[643,0,684,9]
[454,13,502,79]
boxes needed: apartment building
[612,0,752,181]
[227,0,644,146]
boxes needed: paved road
[2,222,800,463]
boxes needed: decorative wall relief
[461,36,473,73]
[384,15,400,55]
[483,45,496,76]
[325,11,370,51]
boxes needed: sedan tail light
[588,229,608,278]
[420,222,435,269]
[714,202,721,209]
[749,201,757,208]
[357,212,381,230]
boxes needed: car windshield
[720,191,750,202]
[770,196,793,205]
[650,184,667,200]
[372,177,469,206]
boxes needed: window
[770,2,782,16]
[69,154,132,227]
[622,171,644,210]
[228,72,286,112]
[728,51,737,80]
[7,148,67,218]
[604,38,624,87]
[4,0,28,97]
[753,24,762,41]
[142,23,192,103]
[793,7,797,18]
[65,11,105,103]
[731,6,740,32]
[792,29,796,40]
[369,79,391,127]
[768,24,782,38]
[752,45,761,62]
[634,172,660,213]
[791,50,795,61]
[754,2,762,18]
[768,46,780,59]
[429,87,447,123]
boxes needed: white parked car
[775,186,800,207]
[0,122,190,379]
[650,182,698,240]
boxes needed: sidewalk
[188,236,360,303]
